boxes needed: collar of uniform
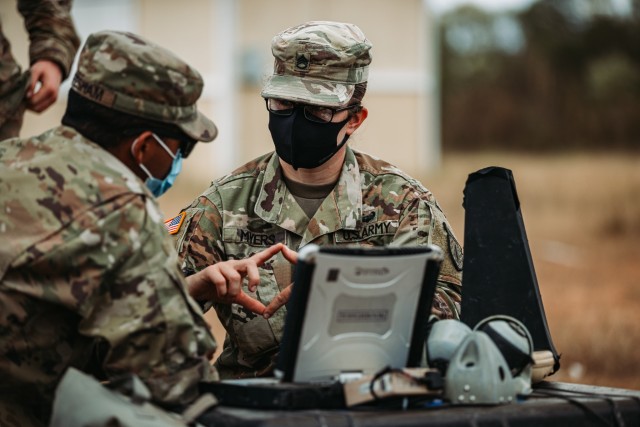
[254,149,362,232]
[56,125,149,198]
[332,147,362,230]
[254,153,294,230]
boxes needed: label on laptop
[329,294,395,336]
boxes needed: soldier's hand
[26,60,63,113]
[263,244,298,319]
[186,243,292,315]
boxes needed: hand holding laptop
[186,243,297,314]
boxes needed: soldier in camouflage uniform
[0,31,239,427]
[0,0,80,140]
[173,21,464,380]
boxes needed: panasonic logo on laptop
[355,267,390,276]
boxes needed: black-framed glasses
[265,98,360,124]
[180,139,197,158]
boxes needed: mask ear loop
[315,132,350,166]
[130,136,140,157]
[150,133,177,159]
[312,112,353,167]
[130,133,176,180]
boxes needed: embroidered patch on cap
[295,52,310,71]
[164,211,186,235]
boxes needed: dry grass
[422,151,640,390]
[160,151,640,391]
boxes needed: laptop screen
[275,244,443,383]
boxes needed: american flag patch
[164,211,186,235]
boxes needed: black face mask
[268,107,350,170]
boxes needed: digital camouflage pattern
[71,31,217,142]
[174,147,463,379]
[0,0,80,140]
[261,21,372,108]
[0,126,218,427]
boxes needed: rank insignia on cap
[295,52,310,71]
[164,211,186,235]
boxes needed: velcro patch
[164,211,186,235]
[445,222,464,271]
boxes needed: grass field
[160,151,640,390]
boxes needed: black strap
[482,324,533,377]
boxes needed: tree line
[440,0,640,151]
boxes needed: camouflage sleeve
[17,0,81,78]
[65,194,219,406]
[174,193,227,277]
[392,196,463,320]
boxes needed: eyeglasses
[265,98,360,124]
[180,139,196,158]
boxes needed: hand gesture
[187,243,297,315]
[263,245,298,319]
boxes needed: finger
[26,72,40,98]
[263,284,293,319]
[207,266,230,299]
[249,243,284,266]
[28,90,56,112]
[216,262,243,297]
[280,245,299,265]
[234,292,266,315]
[244,262,261,293]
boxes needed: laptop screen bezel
[275,244,443,383]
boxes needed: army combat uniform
[0,0,80,140]
[0,130,217,425]
[174,147,463,379]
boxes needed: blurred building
[1,0,441,208]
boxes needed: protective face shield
[132,133,183,197]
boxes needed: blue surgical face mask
[131,133,182,197]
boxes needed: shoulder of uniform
[192,153,274,207]
[353,149,410,178]
[215,152,273,186]
[353,149,432,196]
[13,126,148,198]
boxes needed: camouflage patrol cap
[71,31,217,142]
[261,21,372,108]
